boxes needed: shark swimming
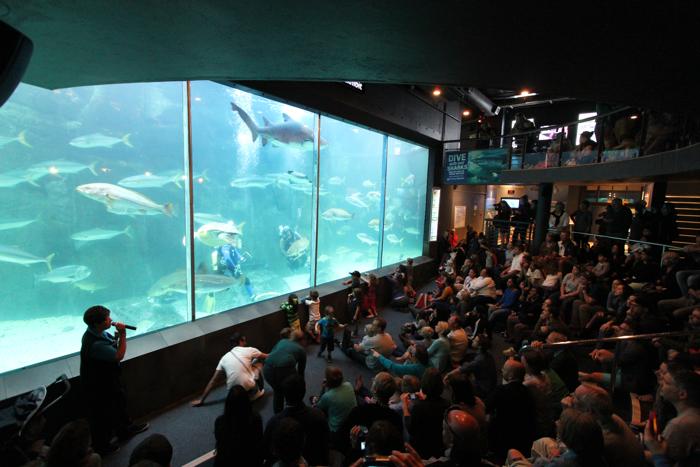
[230,102,327,149]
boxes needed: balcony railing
[444,105,700,171]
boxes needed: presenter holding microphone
[80,305,149,454]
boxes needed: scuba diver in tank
[278,224,307,270]
[211,234,255,300]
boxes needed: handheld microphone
[112,322,137,331]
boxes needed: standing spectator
[571,200,593,248]
[486,359,536,462]
[79,305,148,454]
[549,201,570,234]
[316,367,357,448]
[407,368,450,459]
[448,228,459,249]
[280,294,301,332]
[494,200,513,246]
[192,332,267,406]
[304,290,321,343]
[213,385,263,467]
[604,197,633,244]
[630,200,654,241]
[512,112,538,151]
[263,374,329,467]
[658,363,700,466]
[657,203,679,246]
[264,329,307,414]
[512,195,533,244]
[316,306,346,362]
[438,230,451,264]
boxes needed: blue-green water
[0,81,428,374]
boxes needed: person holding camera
[80,305,149,454]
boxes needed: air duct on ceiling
[463,87,499,117]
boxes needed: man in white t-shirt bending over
[192,332,268,406]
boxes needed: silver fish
[27,160,98,177]
[71,226,133,242]
[118,173,178,188]
[76,183,174,216]
[0,130,30,148]
[386,234,404,245]
[345,194,369,209]
[404,227,421,235]
[362,180,376,189]
[0,218,38,231]
[194,212,229,225]
[321,208,353,221]
[70,133,133,149]
[148,270,236,296]
[230,176,272,189]
[356,233,379,246]
[36,265,91,284]
[0,245,54,271]
[328,176,345,185]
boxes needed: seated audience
[405,368,450,459]
[128,434,173,467]
[214,385,263,467]
[315,366,357,447]
[47,420,101,467]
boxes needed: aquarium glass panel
[190,82,316,317]
[316,116,384,284]
[382,137,428,266]
[0,82,188,374]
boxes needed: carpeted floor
[104,302,438,466]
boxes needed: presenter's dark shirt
[80,326,120,389]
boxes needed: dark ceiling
[2,1,698,111]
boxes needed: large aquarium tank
[0,80,429,374]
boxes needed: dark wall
[236,81,454,148]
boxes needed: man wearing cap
[192,332,267,406]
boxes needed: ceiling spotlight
[462,110,471,117]
[432,87,442,97]
[519,89,530,96]
[630,115,639,120]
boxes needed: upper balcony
[444,107,700,185]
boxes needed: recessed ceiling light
[630,115,639,120]
[462,110,471,117]
[432,87,442,97]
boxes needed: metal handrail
[557,229,682,251]
[442,105,634,143]
[541,330,699,349]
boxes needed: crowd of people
[10,211,700,466]
[478,194,680,251]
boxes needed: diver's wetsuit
[216,244,254,298]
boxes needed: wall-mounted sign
[430,188,440,241]
[454,205,466,228]
[443,150,469,184]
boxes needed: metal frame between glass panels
[180,81,428,321]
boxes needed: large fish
[36,265,91,284]
[0,217,38,231]
[193,212,229,225]
[71,226,133,243]
[386,234,404,245]
[321,208,353,222]
[76,183,174,217]
[0,169,44,188]
[345,193,369,209]
[230,176,272,189]
[0,130,31,148]
[0,245,54,270]
[73,281,108,293]
[118,173,179,189]
[196,221,244,247]
[148,270,236,297]
[69,133,133,149]
[230,102,326,149]
[356,233,379,246]
[27,160,98,177]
